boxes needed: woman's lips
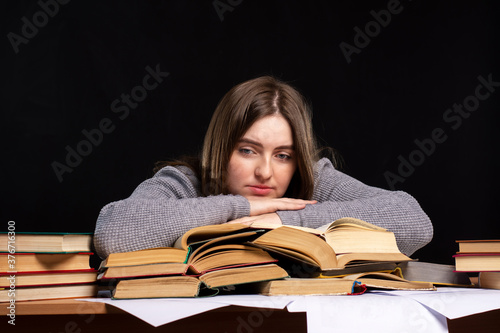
[248,185,273,196]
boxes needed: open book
[253,217,408,254]
[249,217,411,271]
[99,230,277,280]
[101,217,414,299]
[173,223,250,251]
[112,264,289,298]
[101,217,412,280]
[100,247,188,268]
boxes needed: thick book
[456,240,500,253]
[0,232,92,253]
[453,253,500,272]
[314,217,404,254]
[249,277,366,296]
[111,264,289,298]
[320,261,473,287]
[249,217,411,271]
[0,270,97,288]
[478,271,500,289]
[0,252,93,272]
[341,272,436,291]
[319,261,400,278]
[252,217,407,254]
[98,263,189,280]
[397,261,472,287]
[175,218,411,271]
[100,247,188,268]
[99,234,278,280]
[0,284,98,302]
[101,218,411,280]
[249,227,410,271]
[184,231,276,274]
[174,223,251,251]
[248,226,338,270]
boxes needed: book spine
[0,269,97,275]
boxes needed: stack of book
[99,225,291,298]
[99,218,435,298]
[0,232,98,301]
[453,239,500,289]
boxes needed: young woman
[93,76,433,259]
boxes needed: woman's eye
[276,153,291,160]
[239,148,253,155]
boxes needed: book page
[325,217,387,232]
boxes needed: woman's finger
[249,197,316,216]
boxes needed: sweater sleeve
[93,166,250,259]
[276,158,433,256]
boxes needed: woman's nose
[255,158,272,180]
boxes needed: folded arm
[93,166,249,259]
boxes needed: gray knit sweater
[93,158,433,259]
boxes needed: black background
[2,0,499,264]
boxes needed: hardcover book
[0,270,97,288]
[456,240,500,253]
[102,218,413,280]
[478,271,500,289]
[0,284,98,302]
[0,252,93,272]
[250,217,412,271]
[111,264,289,298]
[453,253,500,272]
[250,277,366,296]
[0,232,92,253]
[100,247,188,268]
[341,271,436,291]
[398,261,472,287]
[99,232,277,280]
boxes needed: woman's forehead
[240,115,294,147]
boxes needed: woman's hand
[226,213,283,226]
[248,197,317,216]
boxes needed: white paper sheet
[372,287,500,319]
[286,295,308,312]
[206,294,297,309]
[78,287,500,329]
[78,294,296,327]
[79,298,229,327]
[303,293,448,333]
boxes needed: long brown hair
[156,76,324,199]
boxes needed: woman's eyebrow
[238,138,294,150]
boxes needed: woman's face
[226,114,297,199]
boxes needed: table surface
[2,296,500,333]
[0,298,283,315]
[1,298,118,315]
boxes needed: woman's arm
[276,158,433,256]
[93,166,249,259]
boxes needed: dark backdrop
[2,0,499,265]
